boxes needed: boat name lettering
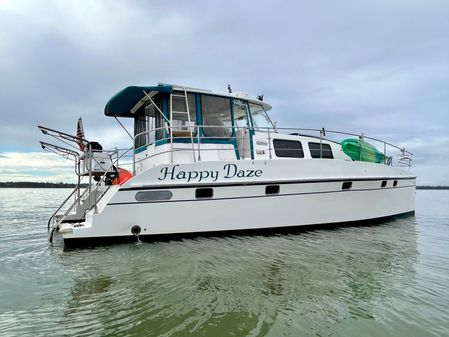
[223,164,262,179]
[158,164,263,182]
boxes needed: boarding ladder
[169,87,196,163]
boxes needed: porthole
[135,190,172,201]
[195,188,213,199]
[342,181,352,190]
[265,185,280,195]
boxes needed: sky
[0,0,448,184]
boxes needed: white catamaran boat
[39,83,415,247]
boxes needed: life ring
[113,168,133,186]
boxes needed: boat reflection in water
[57,217,418,336]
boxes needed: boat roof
[104,83,272,117]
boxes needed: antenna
[257,94,264,101]
[227,84,232,93]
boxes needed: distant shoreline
[0,182,448,190]
[416,186,449,190]
[0,182,87,188]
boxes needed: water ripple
[1,189,449,336]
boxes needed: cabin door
[233,99,252,160]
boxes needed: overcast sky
[0,0,448,184]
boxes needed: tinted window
[308,142,334,159]
[273,139,304,158]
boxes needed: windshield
[249,103,274,130]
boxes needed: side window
[135,95,163,147]
[134,114,148,148]
[171,92,197,137]
[273,139,304,158]
[201,95,233,138]
[233,99,249,129]
[308,142,334,159]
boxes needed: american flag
[76,117,85,151]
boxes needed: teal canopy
[104,84,173,117]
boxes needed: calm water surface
[0,189,448,337]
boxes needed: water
[0,189,448,337]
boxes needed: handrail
[58,184,92,222]
[275,127,413,156]
[131,124,413,171]
[45,122,413,242]
[42,119,415,245]
[47,184,80,230]
[134,125,413,154]
[47,146,133,243]
[84,146,134,213]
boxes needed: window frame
[200,94,235,139]
[170,91,198,137]
[273,139,305,158]
[308,142,334,159]
[248,102,275,131]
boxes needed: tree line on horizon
[0,182,88,188]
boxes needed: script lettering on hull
[158,164,263,183]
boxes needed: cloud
[0,0,448,184]
[0,152,74,182]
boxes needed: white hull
[59,159,416,245]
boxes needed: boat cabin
[104,84,346,174]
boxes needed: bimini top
[104,84,173,117]
[104,83,271,117]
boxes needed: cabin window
[170,92,197,137]
[201,95,233,138]
[393,180,398,187]
[273,139,304,158]
[233,99,250,129]
[381,180,387,188]
[308,142,334,159]
[135,95,164,148]
[249,103,274,130]
[134,115,148,148]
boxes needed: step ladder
[169,87,196,163]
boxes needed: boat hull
[59,160,416,247]
[63,210,415,247]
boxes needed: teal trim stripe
[134,146,147,154]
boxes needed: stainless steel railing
[133,125,413,168]
[42,123,413,242]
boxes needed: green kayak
[341,138,385,163]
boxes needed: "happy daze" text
[158,164,263,182]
